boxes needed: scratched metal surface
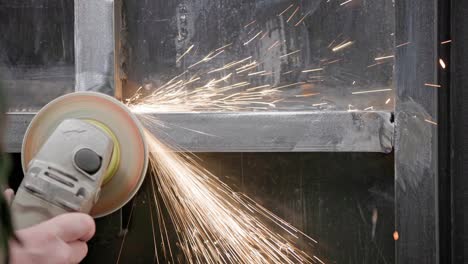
[0,0,75,111]
[122,0,395,111]
[394,0,438,263]
[4,111,394,153]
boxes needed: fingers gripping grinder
[11,92,148,229]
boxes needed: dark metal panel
[395,0,438,263]
[76,152,394,263]
[450,0,468,262]
[4,111,394,153]
[0,0,75,111]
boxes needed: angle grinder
[10,92,148,229]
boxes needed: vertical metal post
[74,0,115,95]
[395,0,439,263]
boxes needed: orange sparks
[425,119,438,126]
[352,88,392,95]
[302,67,324,73]
[396,41,411,48]
[244,31,263,46]
[323,59,341,65]
[294,11,312,26]
[332,41,354,52]
[176,44,195,63]
[268,40,280,50]
[280,49,301,58]
[313,102,328,107]
[295,92,320,98]
[424,83,442,88]
[367,61,387,68]
[385,98,391,104]
[248,70,267,76]
[439,59,446,69]
[275,82,306,89]
[215,43,233,52]
[441,39,452,45]
[278,4,294,16]
[375,55,395,61]
[244,20,256,28]
[286,6,300,23]
[393,231,399,241]
[340,0,353,6]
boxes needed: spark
[244,20,256,28]
[441,39,452,45]
[425,119,438,125]
[332,41,354,52]
[115,200,136,264]
[268,40,280,50]
[244,31,263,46]
[385,98,391,104]
[280,49,301,58]
[236,63,260,74]
[352,88,392,94]
[286,7,300,23]
[260,72,273,76]
[134,130,319,263]
[282,70,294,75]
[424,83,441,88]
[439,59,446,69]
[393,231,399,241]
[215,43,233,51]
[322,59,341,65]
[246,84,271,91]
[367,61,387,68]
[327,34,343,48]
[374,55,394,61]
[396,41,411,48]
[340,0,353,6]
[278,4,294,16]
[295,93,320,98]
[294,11,312,26]
[260,31,269,40]
[248,71,267,76]
[275,82,306,89]
[176,44,195,63]
[313,102,328,107]
[302,68,324,73]
[314,256,326,264]
[364,106,374,111]
[127,65,283,113]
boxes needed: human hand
[5,190,96,264]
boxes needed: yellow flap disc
[21,92,148,218]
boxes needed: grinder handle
[11,187,71,230]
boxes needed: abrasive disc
[21,92,148,217]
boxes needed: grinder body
[11,92,148,230]
[12,119,114,229]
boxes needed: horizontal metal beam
[5,111,393,153]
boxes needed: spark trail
[131,127,321,263]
